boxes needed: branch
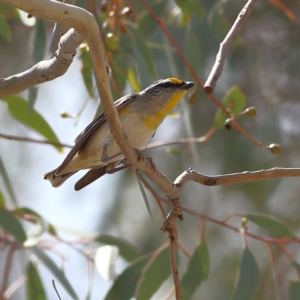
[0,27,84,97]
[0,132,72,148]
[204,0,260,94]
[175,167,300,187]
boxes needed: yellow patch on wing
[143,90,186,129]
[168,78,183,85]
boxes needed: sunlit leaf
[94,235,140,262]
[0,15,12,41]
[135,246,170,300]
[0,208,26,243]
[165,148,182,158]
[290,281,300,300]
[128,67,140,92]
[214,85,247,129]
[26,261,47,300]
[95,245,119,280]
[181,239,210,299]
[246,213,296,239]
[104,254,150,300]
[1,96,63,152]
[231,247,260,300]
[0,156,17,205]
[32,246,79,300]
[175,0,205,26]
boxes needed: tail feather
[42,169,77,188]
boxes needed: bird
[43,77,194,190]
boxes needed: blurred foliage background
[1,0,300,299]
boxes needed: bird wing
[56,93,137,175]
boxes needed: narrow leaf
[246,213,296,239]
[32,19,46,64]
[0,156,17,205]
[290,281,300,300]
[136,175,153,222]
[136,246,170,300]
[1,96,62,152]
[32,246,78,300]
[214,85,247,129]
[0,190,6,207]
[104,255,150,300]
[0,208,26,242]
[80,43,94,97]
[126,22,156,77]
[94,235,140,262]
[26,261,47,300]
[231,247,260,300]
[0,15,12,41]
[181,239,210,299]
[95,245,119,280]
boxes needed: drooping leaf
[181,239,210,299]
[104,254,150,300]
[231,247,260,300]
[26,261,47,300]
[0,208,27,243]
[136,175,153,222]
[135,245,170,300]
[175,0,206,26]
[0,15,12,41]
[95,245,119,280]
[290,281,300,300]
[246,213,296,239]
[0,156,17,205]
[214,85,247,129]
[0,190,5,207]
[80,43,94,97]
[32,246,78,300]
[1,96,62,152]
[126,22,156,78]
[94,235,140,262]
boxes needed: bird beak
[179,81,195,90]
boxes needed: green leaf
[0,15,12,41]
[290,281,300,300]
[0,190,5,207]
[0,156,17,205]
[32,19,46,64]
[175,0,205,25]
[207,0,231,40]
[126,22,156,78]
[1,96,63,152]
[138,0,167,37]
[246,213,296,239]
[231,247,260,300]
[80,43,94,97]
[32,246,78,300]
[94,235,140,262]
[28,86,38,114]
[104,254,150,300]
[0,208,27,243]
[136,175,153,222]
[136,246,170,300]
[26,261,47,300]
[181,239,210,299]
[214,85,247,129]
[292,261,300,276]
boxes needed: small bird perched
[43,78,194,190]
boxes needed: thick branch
[0,28,84,97]
[204,0,260,94]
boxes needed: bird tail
[42,169,77,188]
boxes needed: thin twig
[204,0,260,93]
[0,132,72,148]
[0,245,16,299]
